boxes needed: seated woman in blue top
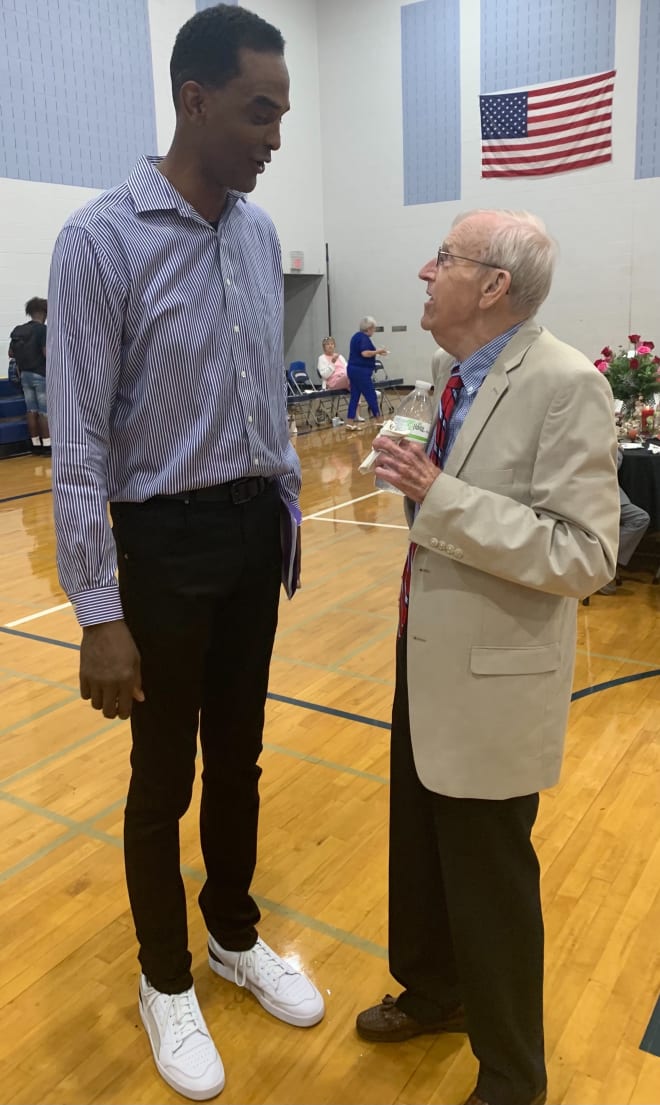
[345,316,388,430]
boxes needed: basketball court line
[0,488,52,505]
[302,490,383,520]
[307,517,408,530]
[2,622,660,707]
[1,492,385,629]
[0,787,388,961]
[5,602,73,628]
[1,630,658,1051]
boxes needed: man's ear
[178,80,208,124]
[481,269,511,307]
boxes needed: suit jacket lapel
[443,321,543,478]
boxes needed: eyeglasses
[436,248,504,271]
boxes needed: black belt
[155,476,269,505]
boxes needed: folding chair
[287,362,317,394]
[286,363,331,428]
[373,359,396,416]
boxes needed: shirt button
[248,416,253,423]
[254,458,260,466]
[455,549,464,559]
[446,543,455,555]
[241,371,246,378]
[234,325,240,333]
[226,279,232,286]
[430,537,439,548]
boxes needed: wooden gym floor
[1,422,659,1105]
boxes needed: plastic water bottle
[375,380,434,493]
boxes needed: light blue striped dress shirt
[441,322,524,460]
[47,156,301,628]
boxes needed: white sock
[42,437,51,446]
[31,436,40,446]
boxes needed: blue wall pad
[480,0,616,93]
[401,0,461,206]
[0,0,157,189]
[635,0,660,179]
[196,0,238,9]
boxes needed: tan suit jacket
[404,320,620,799]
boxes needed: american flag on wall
[479,69,615,178]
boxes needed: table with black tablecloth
[618,445,660,532]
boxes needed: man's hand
[374,436,439,503]
[80,620,145,720]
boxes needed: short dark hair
[170,4,285,106]
[26,297,47,317]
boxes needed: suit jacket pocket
[464,467,514,488]
[471,643,560,676]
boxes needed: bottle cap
[414,380,432,391]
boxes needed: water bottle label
[393,416,431,444]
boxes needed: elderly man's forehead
[448,214,495,253]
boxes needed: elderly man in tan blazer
[356,210,620,1105]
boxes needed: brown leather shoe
[356,993,466,1042]
[463,1089,547,1105]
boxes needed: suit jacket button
[446,543,455,555]
[430,537,439,547]
[455,549,464,559]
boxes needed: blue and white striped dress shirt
[441,322,524,461]
[47,156,301,627]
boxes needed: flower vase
[622,397,644,440]
[642,402,656,436]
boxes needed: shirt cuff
[277,469,302,507]
[71,585,124,627]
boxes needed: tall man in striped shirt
[47,5,324,1099]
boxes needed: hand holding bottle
[374,380,434,492]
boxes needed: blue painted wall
[0,0,157,189]
[401,0,461,206]
[196,0,238,10]
[480,0,616,92]
[635,0,660,179]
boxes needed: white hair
[452,209,557,315]
[359,316,377,331]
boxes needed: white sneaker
[356,415,366,422]
[139,975,225,1101]
[208,935,325,1027]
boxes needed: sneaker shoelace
[233,939,290,991]
[168,990,204,1050]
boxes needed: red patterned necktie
[397,370,463,636]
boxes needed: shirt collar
[127,155,245,220]
[455,322,525,397]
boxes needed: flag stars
[480,91,528,138]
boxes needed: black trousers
[390,633,547,1105]
[111,481,282,994]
